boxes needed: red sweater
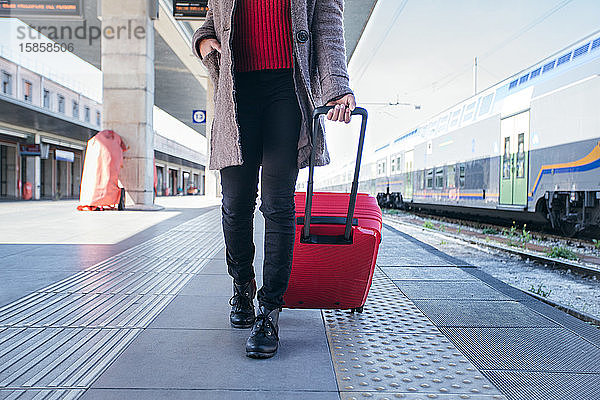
[232,0,293,72]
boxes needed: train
[318,32,600,236]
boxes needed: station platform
[1,197,599,400]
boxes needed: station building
[153,106,207,197]
[0,19,207,200]
[0,48,99,200]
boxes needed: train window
[542,60,555,74]
[518,74,529,85]
[396,156,402,172]
[503,137,511,180]
[462,102,476,123]
[438,115,449,133]
[459,165,465,188]
[478,93,494,116]
[449,109,461,128]
[426,169,433,189]
[516,133,525,178]
[556,51,572,67]
[447,165,456,188]
[390,158,396,173]
[573,43,590,59]
[435,167,444,188]
[377,160,387,176]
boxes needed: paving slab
[178,274,235,296]
[148,294,324,332]
[79,389,339,400]
[411,300,559,327]
[392,280,512,300]
[379,225,466,266]
[90,328,338,392]
[381,266,479,281]
[197,258,230,274]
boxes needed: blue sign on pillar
[192,110,206,124]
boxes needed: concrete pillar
[178,167,183,195]
[204,79,221,198]
[101,0,156,208]
[34,134,41,200]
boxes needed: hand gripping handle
[303,106,368,242]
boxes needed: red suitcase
[283,106,382,311]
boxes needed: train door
[499,111,529,205]
[404,150,413,200]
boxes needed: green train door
[404,150,413,200]
[499,111,529,205]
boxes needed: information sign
[173,0,208,20]
[0,0,82,18]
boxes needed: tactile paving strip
[0,208,224,398]
[113,229,224,260]
[483,370,600,400]
[324,275,438,334]
[0,389,85,400]
[0,327,140,388]
[411,300,558,328]
[86,256,209,273]
[325,270,504,398]
[340,392,507,399]
[328,330,501,396]
[0,292,175,328]
[440,327,600,372]
[37,270,200,295]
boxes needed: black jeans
[220,68,301,310]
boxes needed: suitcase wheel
[350,306,364,313]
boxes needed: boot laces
[229,284,253,311]
[229,293,251,311]
[252,313,277,337]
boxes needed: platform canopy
[17,0,377,138]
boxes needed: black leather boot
[229,279,256,328]
[246,305,280,359]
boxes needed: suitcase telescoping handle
[303,105,368,243]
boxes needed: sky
[307,0,600,186]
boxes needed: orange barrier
[77,130,127,211]
[22,182,33,200]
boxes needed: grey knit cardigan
[192,0,353,170]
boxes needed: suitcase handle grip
[303,105,368,241]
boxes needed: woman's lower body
[219,68,301,357]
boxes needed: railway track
[384,209,600,278]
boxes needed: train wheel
[558,221,579,237]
